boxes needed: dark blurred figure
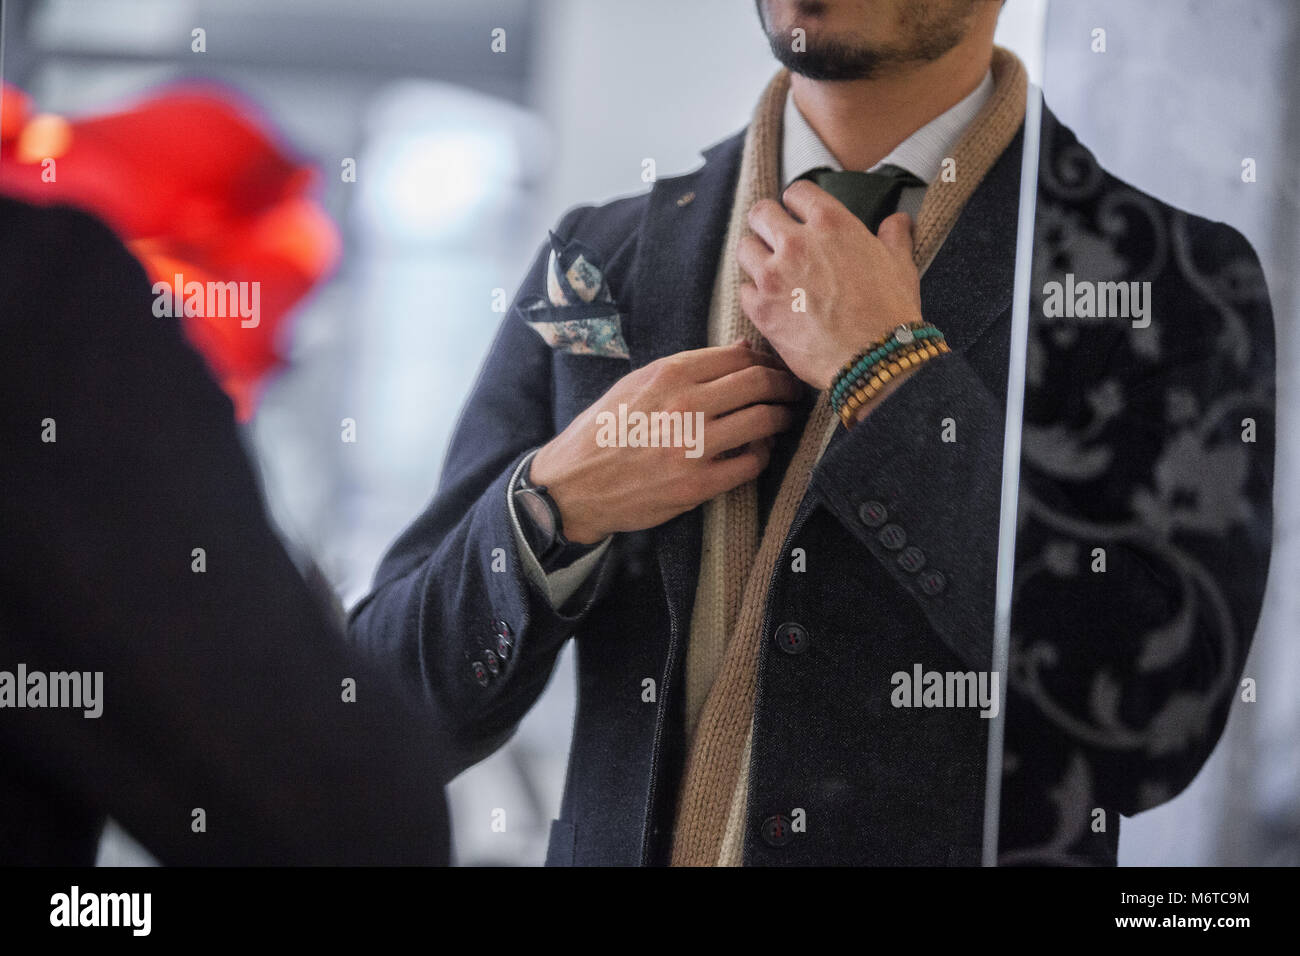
[0,196,450,865]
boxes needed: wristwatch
[512,455,600,572]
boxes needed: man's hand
[738,180,924,390]
[529,341,802,544]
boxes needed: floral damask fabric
[999,113,1275,864]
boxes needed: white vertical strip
[982,0,1051,867]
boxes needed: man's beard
[766,34,903,80]
[760,1,975,81]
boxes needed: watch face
[517,487,557,539]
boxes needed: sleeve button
[918,569,947,595]
[878,523,907,550]
[897,545,926,573]
[857,500,888,527]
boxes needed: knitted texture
[670,47,1029,867]
[683,66,789,741]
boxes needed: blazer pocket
[551,349,630,430]
[544,818,577,867]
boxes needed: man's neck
[789,40,995,173]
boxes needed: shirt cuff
[506,450,612,609]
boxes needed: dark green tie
[796,164,924,232]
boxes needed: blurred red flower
[0,83,341,420]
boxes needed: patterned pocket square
[514,232,630,359]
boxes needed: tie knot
[798,165,924,232]
[872,163,926,186]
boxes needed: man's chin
[769,39,887,81]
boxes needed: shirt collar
[780,69,995,188]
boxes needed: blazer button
[492,619,513,659]
[761,814,793,848]
[773,622,808,655]
[471,661,490,687]
[878,523,907,550]
[918,569,947,595]
[483,649,501,676]
[897,545,926,573]
[858,500,888,527]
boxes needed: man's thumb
[877,211,915,262]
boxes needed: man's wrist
[527,444,606,545]
[831,313,927,384]
[835,320,948,427]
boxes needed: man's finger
[736,234,772,287]
[700,442,771,498]
[738,281,765,329]
[747,197,797,251]
[696,363,804,416]
[706,403,795,456]
[675,340,780,382]
[781,178,844,225]
[877,211,917,268]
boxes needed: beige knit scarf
[670,47,1029,866]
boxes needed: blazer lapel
[626,134,745,365]
[918,123,1025,355]
[625,130,744,648]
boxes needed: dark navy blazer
[350,104,1275,866]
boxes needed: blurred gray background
[2,0,1293,866]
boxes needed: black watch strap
[513,455,600,572]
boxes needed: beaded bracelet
[836,338,950,426]
[835,340,932,404]
[830,331,943,409]
[829,322,942,409]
